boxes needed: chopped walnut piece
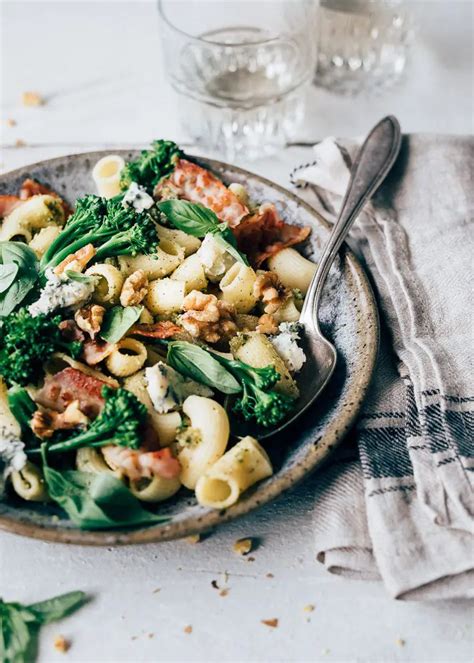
[54,243,96,275]
[233,537,254,555]
[183,625,193,634]
[5,118,16,127]
[53,635,70,653]
[120,269,148,306]
[31,401,89,439]
[75,304,105,339]
[181,290,237,344]
[253,271,290,314]
[303,604,315,613]
[22,91,44,107]
[261,618,279,628]
[15,139,26,147]
[186,534,201,544]
[256,313,278,335]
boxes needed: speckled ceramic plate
[0,151,378,545]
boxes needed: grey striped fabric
[291,134,474,600]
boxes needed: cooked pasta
[105,338,147,377]
[145,277,185,316]
[85,263,124,305]
[195,436,273,509]
[138,307,154,324]
[175,395,229,490]
[129,474,181,502]
[155,223,201,256]
[92,154,125,198]
[28,225,62,257]
[170,254,208,293]
[117,240,184,279]
[219,263,257,313]
[11,461,49,502]
[0,195,64,243]
[76,447,114,474]
[267,247,317,295]
[273,296,301,323]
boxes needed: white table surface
[1,2,473,662]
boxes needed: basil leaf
[65,270,96,284]
[27,591,87,625]
[167,341,241,395]
[157,200,219,237]
[100,305,143,344]
[0,242,39,317]
[7,386,37,446]
[212,227,249,266]
[1,603,33,663]
[0,264,19,293]
[42,457,169,529]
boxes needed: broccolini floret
[119,140,183,192]
[40,195,159,272]
[41,386,147,454]
[0,309,83,387]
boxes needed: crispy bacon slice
[19,178,72,218]
[102,445,181,480]
[232,203,311,267]
[154,158,248,227]
[59,319,86,343]
[82,339,116,366]
[35,367,109,417]
[130,321,182,339]
[0,195,23,218]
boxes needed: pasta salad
[0,141,317,530]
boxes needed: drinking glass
[157,0,318,160]
[315,0,414,95]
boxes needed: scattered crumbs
[131,635,138,641]
[395,638,406,647]
[15,139,26,148]
[219,588,229,597]
[22,91,44,107]
[148,633,155,639]
[211,580,219,590]
[222,571,229,585]
[186,534,201,544]
[184,625,193,634]
[266,572,274,579]
[152,588,161,594]
[261,618,279,628]
[233,537,254,555]
[246,556,255,562]
[53,635,70,653]
[303,604,315,613]
[5,118,16,127]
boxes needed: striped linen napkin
[290,134,474,600]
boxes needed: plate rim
[0,151,379,545]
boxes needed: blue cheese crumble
[122,182,155,213]
[270,322,306,373]
[0,428,27,494]
[145,362,213,414]
[29,269,97,317]
[196,234,235,281]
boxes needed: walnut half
[180,290,237,344]
[120,269,149,306]
[253,271,290,314]
[74,304,105,339]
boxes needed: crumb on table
[261,618,279,628]
[22,91,44,106]
[53,635,70,653]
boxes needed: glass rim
[157,0,301,47]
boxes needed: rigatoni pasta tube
[85,263,124,305]
[129,474,181,503]
[118,240,184,279]
[267,248,316,295]
[28,225,62,258]
[145,277,185,316]
[11,461,49,502]
[219,263,257,313]
[76,447,117,475]
[0,195,64,242]
[195,436,273,509]
[170,254,208,293]
[105,338,147,377]
[176,395,229,489]
[155,223,201,256]
[92,155,125,199]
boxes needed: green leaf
[167,341,241,395]
[0,264,19,293]
[42,451,169,530]
[100,305,143,344]
[0,242,38,317]
[1,603,32,663]
[212,227,249,266]
[27,591,87,625]
[64,270,96,284]
[7,386,37,446]
[157,200,219,237]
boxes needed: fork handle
[300,115,402,327]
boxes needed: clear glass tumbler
[315,0,414,95]
[157,0,318,160]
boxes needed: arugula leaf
[167,341,241,395]
[157,200,248,265]
[0,264,19,293]
[41,449,169,530]
[0,592,87,663]
[100,305,143,344]
[0,242,38,317]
